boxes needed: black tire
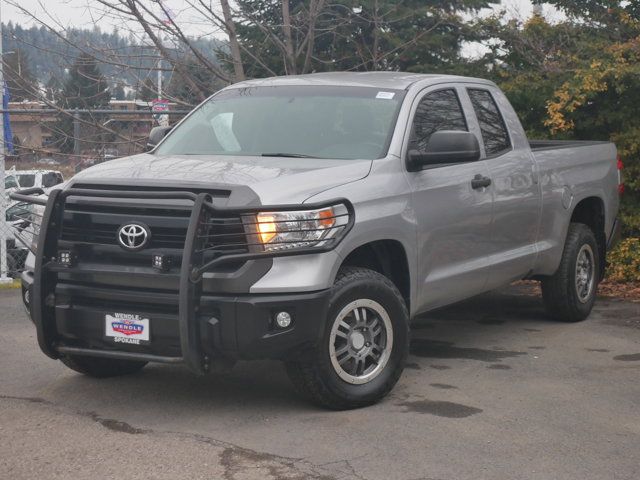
[60,355,147,378]
[6,253,17,278]
[541,223,600,322]
[285,267,409,410]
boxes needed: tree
[533,0,640,20]
[45,75,63,102]
[4,48,38,101]
[54,53,111,153]
[538,6,640,234]
[231,0,499,78]
[58,52,111,109]
[166,57,225,104]
[481,3,640,234]
[137,77,157,102]
[112,84,126,100]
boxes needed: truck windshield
[155,85,405,160]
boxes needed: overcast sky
[4,1,550,31]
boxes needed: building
[8,100,182,158]
[7,101,58,153]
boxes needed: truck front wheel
[541,223,600,322]
[60,355,147,378]
[285,267,409,409]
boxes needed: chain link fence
[1,191,39,280]
[0,219,30,280]
[1,107,191,281]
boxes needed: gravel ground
[1,284,639,480]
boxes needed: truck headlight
[254,203,350,252]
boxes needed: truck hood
[70,153,372,205]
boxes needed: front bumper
[50,285,330,362]
[13,186,348,373]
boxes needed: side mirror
[407,130,480,171]
[147,126,173,150]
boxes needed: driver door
[404,86,494,312]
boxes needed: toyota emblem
[117,223,150,251]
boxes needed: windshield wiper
[260,152,316,158]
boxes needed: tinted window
[409,89,467,152]
[17,174,35,187]
[5,176,18,189]
[42,172,63,188]
[468,89,511,156]
[6,203,31,222]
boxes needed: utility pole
[157,57,162,100]
[0,0,11,285]
[155,28,168,127]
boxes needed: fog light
[275,311,292,328]
[57,250,74,267]
[152,254,171,271]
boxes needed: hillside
[3,22,225,93]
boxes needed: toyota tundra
[11,72,622,409]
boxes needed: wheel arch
[338,239,411,312]
[569,195,606,279]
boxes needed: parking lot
[1,284,639,480]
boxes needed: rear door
[404,86,494,312]
[464,86,541,287]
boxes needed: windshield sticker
[376,91,395,100]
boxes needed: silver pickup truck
[13,72,622,409]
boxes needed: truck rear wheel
[541,223,600,322]
[60,355,147,378]
[285,267,409,410]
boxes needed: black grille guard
[10,186,355,374]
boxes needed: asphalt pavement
[1,284,639,480]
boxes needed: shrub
[620,196,640,238]
[607,238,640,283]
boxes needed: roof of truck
[228,72,494,90]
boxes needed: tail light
[617,155,624,195]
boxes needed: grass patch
[0,279,21,290]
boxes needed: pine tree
[54,53,111,153]
[166,57,224,105]
[58,53,110,109]
[233,0,499,77]
[4,48,38,101]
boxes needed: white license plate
[105,313,150,345]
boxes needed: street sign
[152,99,170,127]
[151,99,170,112]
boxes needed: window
[17,174,35,188]
[155,86,406,161]
[409,89,467,152]
[5,176,18,189]
[42,172,63,188]
[6,203,31,222]
[468,89,511,156]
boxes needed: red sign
[152,99,170,113]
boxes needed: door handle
[471,174,492,190]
